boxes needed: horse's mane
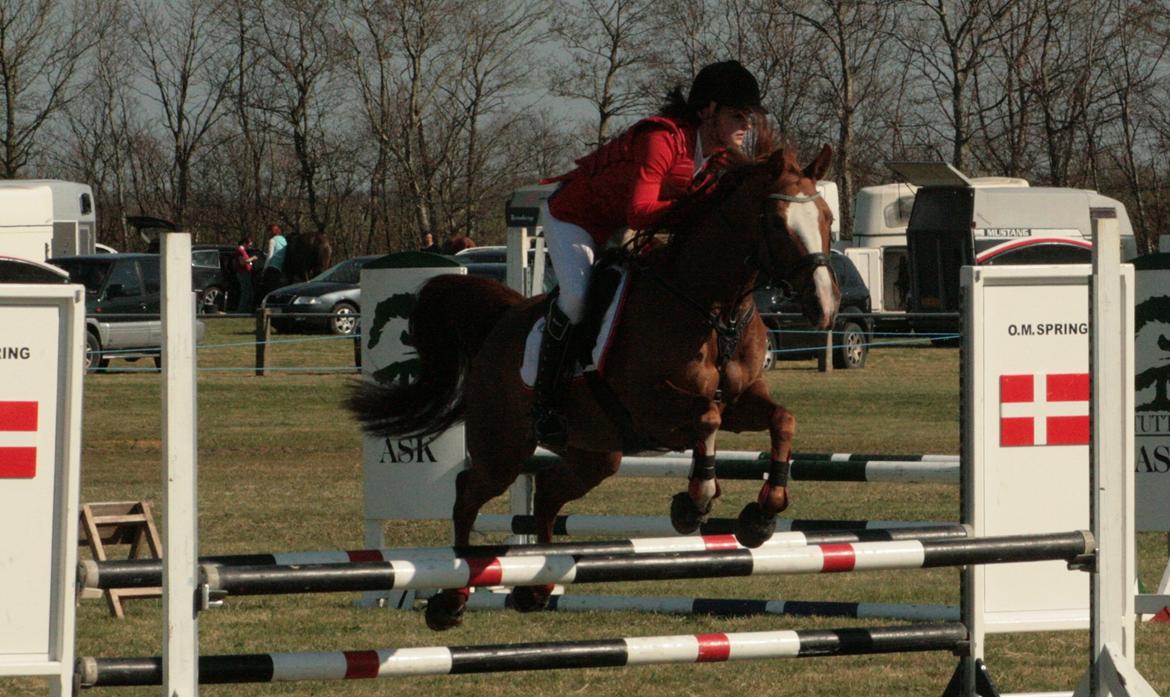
[626,121,793,257]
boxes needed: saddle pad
[520,266,631,387]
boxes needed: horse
[282,231,333,282]
[347,143,839,631]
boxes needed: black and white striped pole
[77,623,969,687]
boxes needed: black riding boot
[531,303,575,447]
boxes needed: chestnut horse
[347,144,838,630]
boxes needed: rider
[532,59,765,446]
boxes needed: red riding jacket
[545,115,720,244]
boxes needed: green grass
[4,320,1168,696]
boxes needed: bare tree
[250,0,347,237]
[444,0,546,238]
[1097,0,1169,253]
[548,0,659,146]
[346,0,465,248]
[56,3,138,248]
[900,0,1015,171]
[779,0,900,233]
[130,0,237,226]
[0,0,106,177]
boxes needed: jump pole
[523,449,961,484]
[472,513,952,538]
[79,623,969,687]
[80,523,972,591]
[193,531,1094,599]
[463,591,960,623]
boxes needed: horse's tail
[346,274,526,439]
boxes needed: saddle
[520,251,629,386]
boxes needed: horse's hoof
[735,501,777,548]
[424,592,466,631]
[670,491,708,534]
[510,584,555,613]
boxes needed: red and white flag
[0,400,37,478]
[1000,373,1090,447]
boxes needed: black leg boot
[531,303,574,447]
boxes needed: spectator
[262,224,287,297]
[234,236,258,313]
[419,232,441,253]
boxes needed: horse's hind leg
[424,455,523,631]
[720,379,794,548]
[510,447,622,612]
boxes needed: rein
[617,173,831,406]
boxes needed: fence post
[818,331,833,373]
[254,308,270,376]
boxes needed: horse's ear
[803,144,833,180]
[767,148,789,177]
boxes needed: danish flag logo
[0,401,38,478]
[1000,373,1090,447]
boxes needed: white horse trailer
[898,162,1137,336]
[0,180,97,263]
[841,169,1029,313]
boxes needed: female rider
[533,59,766,446]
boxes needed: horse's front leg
[670,401,723,534]
[721,378,795,547]
[510,447,623,613]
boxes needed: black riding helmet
[687,60,764,113]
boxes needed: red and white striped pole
[78,622,968,687]
[197,531,1093,598]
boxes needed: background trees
[11,0,1170,256]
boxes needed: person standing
[420,232,441,253]
[530,60,765,446]
[234,236,258,313]
[261,224,287,297]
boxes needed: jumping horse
[347,143,839,631]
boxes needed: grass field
[5,318,1168,696]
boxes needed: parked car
[262,255,513,335]
[49,253,206,371]
[262,255,382,335]
[191,243,265,313]
[754,251,873,370]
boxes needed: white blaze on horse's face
[778,193,837,330]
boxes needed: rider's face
[699,102,754,150]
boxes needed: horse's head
[756,144,840,330]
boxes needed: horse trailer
[895,162,1137,336]
[0,180,97,263]
[839,169,1030,314]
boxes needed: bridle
[758,190,833,295]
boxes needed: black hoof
[510,584,554,613]
[424,593,466,631]
[670,491,709,535]
[735,502,777,548]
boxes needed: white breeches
[542,202,601,324]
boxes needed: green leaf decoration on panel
[1135,294,1170,412]
[368,292,418,385]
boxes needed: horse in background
[283,231,333,282]
[348,142,839,631]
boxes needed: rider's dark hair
[658,86,698,122]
